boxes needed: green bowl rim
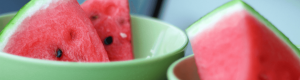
[167,54,195,80]
[0,12,189,66]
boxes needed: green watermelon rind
[185,0,300,57]
[185,1,239,38]
[0,0,53,50]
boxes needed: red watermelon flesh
[186,1,300,80]
[191,10,300,80]
[81,0,134,61]
[1,0,109,62]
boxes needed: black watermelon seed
[91,15,98,20]
[104,36,113,45]
[56,49,62,58]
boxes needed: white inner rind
[186,3,244,40]
[0,0,53,51]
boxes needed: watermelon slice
[0,0,109,62]
[186,0,300,80]
[81,0,134,61]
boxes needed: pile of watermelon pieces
[0,0,133,62]
[186,0,300,80]
[1,0,300,79]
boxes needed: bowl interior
[131,15,188,59]
[168,55,200,80]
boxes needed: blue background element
[0,0,157,17]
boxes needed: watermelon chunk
[186,0,300,80]
[81,0,134,61]
[0,0,109,62]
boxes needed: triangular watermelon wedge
[186,0,300,80]
[81,0,134,61]
[0,0,109,62]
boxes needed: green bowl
[167,54,199,80]
[0,12,188,80]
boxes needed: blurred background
[1,0,300,56]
